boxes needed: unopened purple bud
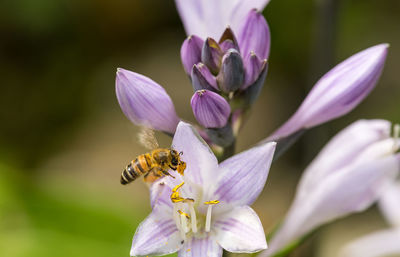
[217,49,245,92]
[181,35,204,76]
[241,60,268,106]
[201,38,224,74]
[191,63,219,91]
[237,9,271,60]
[219,27,239,52]
[243,52,266,89]
[191,90,231,128]
[116,68,180,134]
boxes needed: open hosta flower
[339,180,400,257]
[268,44,389,142]
[261,119,400,257]
[116,68,180,134]
[130,122,276,256]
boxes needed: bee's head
[170,149,180,166]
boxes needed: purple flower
[269,44,389,141]
[115,68,180,134]
[191,90,231,128]
[130,122,276,257]
[339,181,400,257]
[175,0,271,40]
[262,120,400,257]
[180,9,270,95]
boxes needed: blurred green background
[0,0,399,256]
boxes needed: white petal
[178,236,222,257]
[379,181,400,227]
[298,119,391,198]
[172,122,219,187]
[175,0,270,39]
[264,154,400,257]
[213,206,267,253]
[339,228,400,257]
[130,207,182,256]
[211,142,276,206]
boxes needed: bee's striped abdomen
[120,154,153,185]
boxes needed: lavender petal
[213,142,276,205]
[213,206,267,253]
[178,236,222,257]
[191,90,231,128]
[269,44,389,140]
[243,52,266,89]
[217,49,245,92]
[237,9,271,61]
[181,35,204,76]
[191,63,219,91]
[116,68,180,134]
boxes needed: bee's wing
[138,127,159,150]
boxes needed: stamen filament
[189,202,197,233]
[393,124,400,152]
[205,205,212,232]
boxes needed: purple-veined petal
[202,38,224,74]
[130,197,181,256]
[269,44,389,140]
[175,0,271,39]
[217,49,245,92]
[243,52,266,89]
[379,181,400,227]
[339,229,400,257]
[172,122,219,187]
[213,205,267,253]
[262,154,400,257]
[191,63,219,91]
[116,68,180,134]
[178,236,222,257]
[212,142,276,205]
[237,9,271,60]
[181,35,204,76]
[297,119,392,198]
[191,90,231,128]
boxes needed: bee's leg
[169,165,177,170]
[161,169,175,179]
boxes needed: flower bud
[191,90,231,128]
[243,52,266,90]
[217,49,245,93]
[181,35,204,76]
[191,63,218,91]
[218,27,239,52]
[116,68,180,134]
[201,38,223,74]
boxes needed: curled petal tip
[191,90,231,128]
[116,68,180,133]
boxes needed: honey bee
[120,128,186,185]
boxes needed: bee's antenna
[179,151,183,156]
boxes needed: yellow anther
[204,200,220,205]
[172,182,185,192]
[187,249,191,252]
[178,210,190,219]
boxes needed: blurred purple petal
[217,49,245,92]
[181,35,204,76]
[191,63,219,91]
[191,90,231,128]
[178,236,222,257]
[298,119,391,198]
[130,202,181,256]
[116,68,180,134]
[263,154,400,257]
[243,52,266,89]
[379,181,400,227]
[270,44,389,140]
[172,122,219,187]
[213,206,267,253]
[202,38,224,74]
[175,0,271,39]
[339,229,400,257]
[237,9,271,60]
[213,142,276,205]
